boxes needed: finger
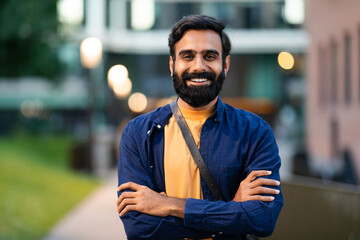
[120,204,137,216]
[118,198,137,214]
[251,187,280,196]
[118,182,139,192]
[117,191,137,207]
[118,182,142,192]
[250,178,280,187]
[250,195,275,202]
[246,170,272,182]
[159,192,167,196]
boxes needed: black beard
[172,70,225,108]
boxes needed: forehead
[174,29,222,55]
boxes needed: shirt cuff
[184,198,205,229]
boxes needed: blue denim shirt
[118,98,283,240]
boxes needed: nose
[191,56,207,72]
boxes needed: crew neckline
[178,105,216,121]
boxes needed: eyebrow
[178,49,220,56]
[178,49,194,56]
[203,49,220,56]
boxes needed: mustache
[181,71,216,82]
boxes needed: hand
[117,182,186,218]
[233,170,280,202]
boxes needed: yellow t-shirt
[164,105,215,199]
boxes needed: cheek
[174,61,187,70]
[174,62,189,76]
[210,63,223,77]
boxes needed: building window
[331,40,337,105]
[344,33,352,105]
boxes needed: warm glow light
[58,0,84,25]
[80,37,102,68]
[113,78,132,98]
[284,0,304,25]
[128,92,148,113]
[278,52,295,70]
[131,0,155,30]
[108,65,129,89]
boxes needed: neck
[177,96,218,111]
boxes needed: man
[117,15,283,239]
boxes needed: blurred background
[0,0,359,239]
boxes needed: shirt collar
[150,103,173,127]
[210,97,225,122]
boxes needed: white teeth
[190,78,207,82]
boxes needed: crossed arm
[117,122,283,239]
[117,170,280,218]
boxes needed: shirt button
[157,124,161,129]
[219,232,223,235]
[211,234,216,237]
[147,130,151,134]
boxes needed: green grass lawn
[0,135,99,240]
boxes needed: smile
[190,78,208,82]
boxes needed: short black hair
[168,15,231,60]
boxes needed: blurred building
[59,1,307,119]
[72,0,308,108]
[306,0,360,184]
[0,0,309,176]
[57,0,310,177]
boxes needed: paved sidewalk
[43,171,127,240]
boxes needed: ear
[224,55,230,76]
[169,56,174,77]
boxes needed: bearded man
[117,15,283,240]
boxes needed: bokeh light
[80,37,102,68]
[131,0,155,30]
[57,0,84,25]
[113,78,132,99]
[107,64,129,89]
[20,100,44,118]
[128,92,148,113]
[278,51,295,70]
[284,0,305,25]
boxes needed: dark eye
[182,54,194,60]
[204,54,216,60]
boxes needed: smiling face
[169,30,230,108]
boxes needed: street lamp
[80,37,102,171]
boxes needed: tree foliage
[0,0,63,79]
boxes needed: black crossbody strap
[170,101,225,201]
